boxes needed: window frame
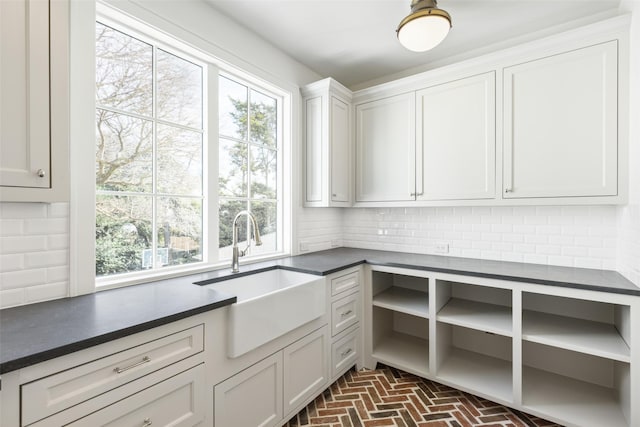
[93,7,292,290]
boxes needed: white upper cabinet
[416,72,496,201]
[503,41,618,199]
[356,93,416,202]
[302,78,352,207]
[0,0,69,202]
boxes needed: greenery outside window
[218,75,282,259]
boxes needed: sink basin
[203,269,326,358]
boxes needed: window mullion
[151,44,158,270]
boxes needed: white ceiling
[205,0,622,89]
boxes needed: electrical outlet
[331,239,341,248]
[299,242,309,252]
[434,243,449,254]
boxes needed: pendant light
[397,0,452,52]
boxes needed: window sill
[95,252,291,291]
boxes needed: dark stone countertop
[0,278,235,374]
[2,247,638,374]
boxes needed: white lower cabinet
[364,266,639,427]
[214,326,329,427]
[8,315,209,427]
[331,326,360,378]
[283,328,329,414]
[214,352,283,427]
[63,364,205,427]
[329,267,363,381]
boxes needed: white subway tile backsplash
[0,288,26,309]
[0,203,47,218]
[25,282,69,304]
[0,219,24,236]
[0,269,48,290]
[48,234,70,250]
[0,236,48,254]
[0,202,69,307]
[24,218,70,234]
[0,254,24,272]
[47,265,70,282]
[343,205,618,270]
[24,250,69,269]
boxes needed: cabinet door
[0,0,50,188]
[416,72,496,200]
[503,41,617,198]
[330,96,350,203]
[305,96,324,203]
[283,327,329,415]
[356,93,416,202]
[215,352,283,427]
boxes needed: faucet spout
[231,210,262,273]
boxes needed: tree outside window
[218,75,280,259]
[95,22,203,276]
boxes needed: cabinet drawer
[64,364,205,427]
[22,325,204,426]
[331,292,359,337]
[331,271,359,296]
[332,327,360,378]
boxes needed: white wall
[617,1,640,286]
[343,206,618,270]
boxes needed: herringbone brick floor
[283,365,562,427]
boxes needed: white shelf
[522,310,630,363]
[373,287,429,319]
[523,366,628,427]
[437,298,512,336]
[372,331,429,377]
[437,348,512,403]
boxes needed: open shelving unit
[366,268,637,427]
[434,279,513,401]
[371,271,430,377]
[520,293,632,427]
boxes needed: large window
[95,18,285,282]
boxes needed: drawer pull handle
[341,310,353,318]
[341,348,353,358]
[114,356,151,374]
[142,418,152,427]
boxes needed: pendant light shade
[397,0,451,52]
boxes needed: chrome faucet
[231,210,263,273]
